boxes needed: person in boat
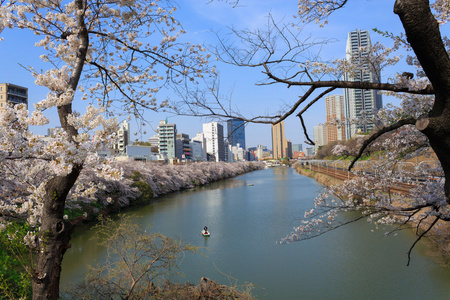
[203,226,208,233]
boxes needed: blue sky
[0,1,443,149]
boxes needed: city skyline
[0,1,437,149]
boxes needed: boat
[202,230,210,237]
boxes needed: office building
[230,143,248,161]
[271,121,288,159]
[313,123,327,153]
[203,122,225,162]
[326,94,346,142]
[0,83,28,111]
[227,118,246,149]
[254,145,270,160]
[176,133,191,160]
[191,132,207,161]
[343,29,382,138]
[286,140,293,159]
[292,144,303,153]
[157,120,177,159]
[305,147,314,157]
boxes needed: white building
[113,120,130,156]
[203,122,225,162]
[255,145,266,160]
[148,135,159,152]
[343,29,383,138]
[191,132,207,161]
[230,143,247,161]
[313,123,327,153]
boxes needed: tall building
[227,118,246,149]
[113,120,130,155]
[271,121,288,159]
[203,122,225,162]
[343,29,382,138]
[0,83,28,111]
[313,123,327,153]
[325,94,346,142]
[157,120,177,159]
[176,133,191,160]
[286,140,293,159]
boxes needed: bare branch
[297,87,336,117]
[407,216,440,266]
[263,70,434,95]
[298,115,314,145]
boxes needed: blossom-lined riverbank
[65,161,265,221]
[292,161,450,265]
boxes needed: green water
[61,167,450,299]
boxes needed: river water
[61,167,450,299]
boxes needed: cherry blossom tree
[174,0,450,261]
[0,1,212,299]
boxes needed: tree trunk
[394,0,450,203]
[31,165,82,300]
[30,1,89,297]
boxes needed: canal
[61,167,450,299]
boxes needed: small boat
[202,230,210,237]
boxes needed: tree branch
[299,114,315,145]
[407,216,439,266]
[263,70,434,95]
[297,87,337,117]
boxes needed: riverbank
[292,162,450,265]
[65,161,265,223]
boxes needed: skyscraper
[203,122,225,162]
[0,83,28,111]
[343,29,382,138]
[325,94,346,142]
[227,118,246,149]
[271,121,288,159]
[313,123,327,153]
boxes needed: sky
[0,0,441,150]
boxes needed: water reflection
[61,168,450,299]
